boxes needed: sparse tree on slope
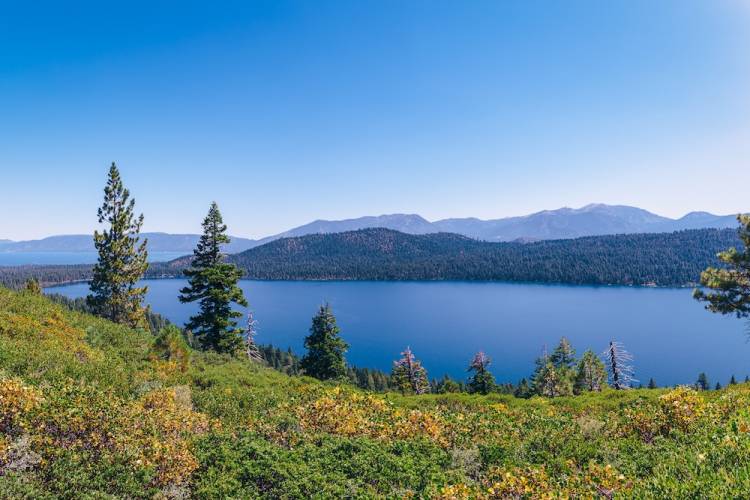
[467,351,496,395]
[179,202,247,353]
[603,341,636,390]
[391,346,430,395]
[694,214,750,318]
[574,350,607,393]
[24,278,42,295]
[245,311,262,362]
[696,372,710,391]
[550,337,576,370]
[87,163,149,328]
[300,303,348,380]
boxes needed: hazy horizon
[2,1,749,240]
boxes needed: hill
[0,227,741,288]
[1,287,750,497]
[226,227,740,285]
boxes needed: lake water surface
[49,279,749,386]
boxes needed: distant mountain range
[0,233,257,254]
[1,204,741,253]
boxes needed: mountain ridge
[2,204,742,253]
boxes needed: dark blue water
[48,280,749,386]
[0,252,185,266]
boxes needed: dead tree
[603,341,636,389]
[245,311,263,362]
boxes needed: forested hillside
[228,227,738,285]
[0,227,740,288]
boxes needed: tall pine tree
[87,163,149,328]
[391,346,430,395]
[179,202,247,353]
[467,351,496,395]
[300,304,349,380]
[694,214,750,317]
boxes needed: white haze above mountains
[0,204,740,254]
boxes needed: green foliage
[87,163,149,328]
[696,372,710,391]
[23,279,42,295]
[179,202,248,353]
[300,304,348,380]
[694,214,750,317]
[4,287,750,497]
[467,351,496,395]
[391,346,430,395]
[574,350,607,393]
[226,227,741,285]
[1,227,741,289]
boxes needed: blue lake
[0,252,185,266]
[48,279,749,386]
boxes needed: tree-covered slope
[0,227,741,288]
[2,287,750,497]
[228,227,740,285]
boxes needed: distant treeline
[0,227,740,288]
[227,227,738,285]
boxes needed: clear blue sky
[1,1,748,240]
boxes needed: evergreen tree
[694,214,750,317]
[179,202,247,353]
[648,378,657,389]
[514,378,532,398]
[550,337,576,370]
[696,372,710,391]
[533,361,572,397]
[435,374,462,394]
[391,346,430,395]
[467,351,496,394]
[531,345,573,397]
[730,374,737,385]
[715,382,722,390]
[24,278,42,295]
[300,304,348,380]
[574,350,607,393]
[746,375,749,383]
[87,163,149,328]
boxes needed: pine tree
[24,278,42,295]
[179,202,247,353]
[87,163,149,328]
[603,341,636,390]
[648,378,657,389]
[715,382,722,390]
[467,351,496,395]
[300,304,348,380]
[694,214,750,317]
[574,350,607,393]
[514,378,532,398]
[730,374,737,385]
[391,346,430,395]
[696,372,710,391]
[531,346,573,397]
[550,337,576,370]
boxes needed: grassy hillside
[1,288,750,497]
